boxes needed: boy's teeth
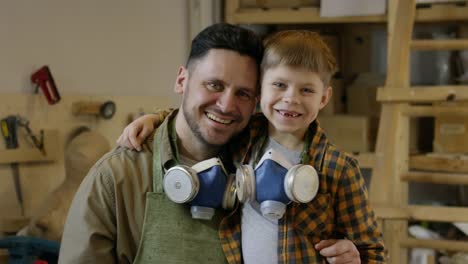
[278,110,299,117]
[206,112,232,124]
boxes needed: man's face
[175,49,258,147]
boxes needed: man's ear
[174,66,188,94]
[253,94,260,114]
[319,86,333,110]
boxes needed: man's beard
[181,98,223,148]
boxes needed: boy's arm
[59,166,117,263]
[335,158,387,263]
[116,109,172,151]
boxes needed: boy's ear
[174,66,188,94]
[319,86,333,110]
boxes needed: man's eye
[207,82,222,91]
[237,91,254,101]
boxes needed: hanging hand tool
[1,116,24,215]
[31,65,61,105]
[17,117,45,155]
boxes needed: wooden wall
[0,93,175,218]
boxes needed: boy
[118,30,386,263]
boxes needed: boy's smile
[260,64,332,142]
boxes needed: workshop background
[1,0,468,263]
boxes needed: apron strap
[153,126,165,194]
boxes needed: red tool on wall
[31,66,61,105]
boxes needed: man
[60,23,363,263]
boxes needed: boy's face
[260,64,331,138]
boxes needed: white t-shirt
[241,137,301,264]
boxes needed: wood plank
[414,5,468,22]
[374,206,409,219]
[401,171,468,185]
[353,152,377,168]
[402,105,468,117]
[0,130,59,164]
[401,238,468,251]
[225,0,240,24]
[411,39,468,50]
[407,205,468,222]
[378,0,415,262]
[376,205,468,222]
[410,154,468,173]
[224,5,468,24]
[352,153,468,173]
[377,86,468,102]
[227,7,386,24]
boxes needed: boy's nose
[282,92,300,104]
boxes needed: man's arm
[59,165,117,263]
[334,158,387,263]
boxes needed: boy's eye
[273,82,286,89]
[302,87,314,93]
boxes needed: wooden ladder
[370,0,468,263]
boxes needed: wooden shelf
[375,205,468,222]
[355,152,468,174]
[377,85,468,103]
[226,3,468,24]
[0,130,59,164]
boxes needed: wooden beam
[374,206,409,220]
[377,86,468,102]
[402,105,468,117]
[224,5,468,24]
[0,130,59,164]
[410,154,468,173]
[401,171,468,185]
[227,7,386,24]
[414,5,468,22]
[353,152,377,168]
[401,238,468,251]
[352,153,468,173]
[224,0,240,24]
[411,39,468,50]
[376,205,468,222]
[409,205,468,222]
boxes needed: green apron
[133,118,228,264]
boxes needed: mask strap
[253,125,313,166]
[191,157,226,174]
[153,114,179,193]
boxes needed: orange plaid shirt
[219,114,386,263]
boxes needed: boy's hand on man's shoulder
[315,239,360,264]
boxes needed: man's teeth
[206,113,233,124]
[278,110,300,117]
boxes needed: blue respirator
[163,158,236,220]
[236,149,319,220]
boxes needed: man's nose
[216,90,236,113]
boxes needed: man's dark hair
[187,23,264,69]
